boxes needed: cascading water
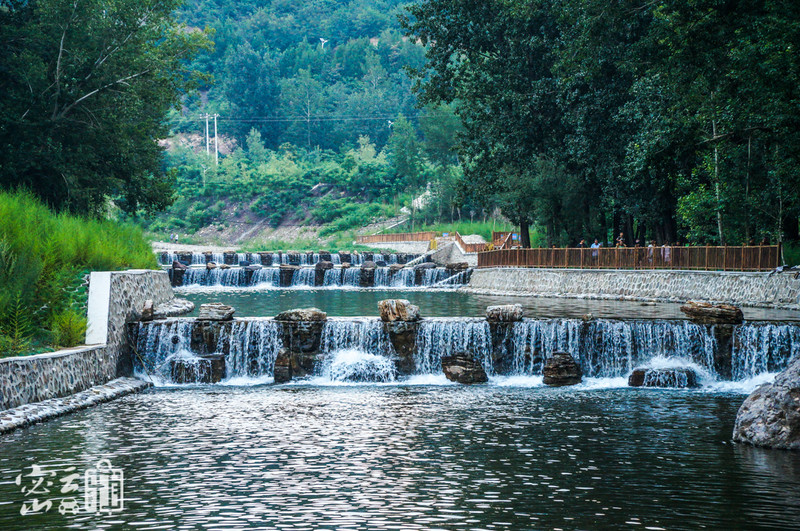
[319,318,393,355]
[342,267,361,286]
[323,268,343,286]
[132,317,800,386]
[251,267,280,286]
[390,269,415,287]
[182,267,248,287]
[291,268,316,287]
[414,319,494,375]
[731,322,800,379]
[508,319,717,378]
[223,320,284,378]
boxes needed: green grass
[783,243,800,266]
[0,190,157,357]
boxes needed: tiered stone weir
[131,317,800,385]
[160,251,421,267]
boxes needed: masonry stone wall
[0,270,173,411]
[466,268,800,309]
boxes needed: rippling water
[1,386,799,529]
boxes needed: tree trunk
[712,115,725,245]
[520,220,531,248]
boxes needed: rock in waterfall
[486,304,524,323]
[543,351,582,386]
[198,303,235,321]
[441,352,488,384]
[378,299,421,322]
[628,368,699,388]
[274,308,328,321]
[680,301,744,324]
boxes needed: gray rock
[446,262,469,271]
[153,298,195,319]
[198,302,235,321]
[362,260,378,270]
[316,260,334,270]
[206,261,217,270]
[486,304,524,322]
[441,353,488,384]
[389,263,405,272]
[543,351,582,386]
[244,264,262,271]
[378,299,421,322]
[628,368,699,388]
[733,357,800,450]
[172,260,188,270]
[219,263,231,270]
[413,261,437,270]
[274,307,327,321]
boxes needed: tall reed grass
[0,191,157,357]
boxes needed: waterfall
[433,269,472,287]
[251,267,280,286]
[291,267,316,287]
[323,268,343,286]
[251,254,262,265]
[373,268,390,287]
[224,320,284,378]
[391,268,415,287]
[414,319,494,375]
[731,323,800,379]
[507,319,717,378]
[182,267,248,287]
[319,318,393,355]
[133,320,195,380]
[421,268,449,286]
[331,254,341,265]
[342,267,361,286]
[191,253,206,265]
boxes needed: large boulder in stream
[362,260,378,270]
[486,304,524,323]
[441,352,488,384]
[198,303,235,321]
[316,260,334,270]
[275,308,327,321]
[446,262,469,272]
[543,351,582,386]
[733,357,800,450]
[378,299,421,322]
[628,367,699,388]
[413,261,437,270]
[680,301,744,324]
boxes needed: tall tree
[0,0,210,215]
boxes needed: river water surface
[0,385,799,529]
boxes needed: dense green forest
[404,0,800,248]
[1,0,799,251]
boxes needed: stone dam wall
[466,268,800,309]
[0,270,174,411]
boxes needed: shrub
[51,309,88,349]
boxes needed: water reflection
[177,288,800,321]
[0,387,798,529]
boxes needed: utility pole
[214,113,219,165]
[205,113,210,155]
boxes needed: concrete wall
[0,270,173,411]
[466,267,800,309]
[431,242,478,267]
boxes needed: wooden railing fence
[356,231,438,244]
[454,232,488,253]
[477,245,781,272]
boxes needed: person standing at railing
[578,239,587,248]
[616,232,626,247]
[662,242,671,264]
[591,239,600,263]
[647,240,656,264]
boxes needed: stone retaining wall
[466,268,800,309]
[0,270,173,412]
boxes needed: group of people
[574,233,673,262]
